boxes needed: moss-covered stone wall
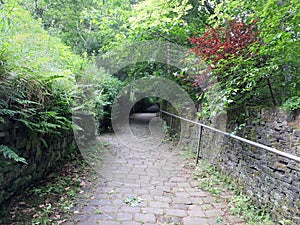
[0,118,78,207]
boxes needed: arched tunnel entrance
[129,98,181,139]
[130,97,160,114]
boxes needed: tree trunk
[267,77,276,107]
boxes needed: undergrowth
[0,155,98,225]
[192,159,291,225]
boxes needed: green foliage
[123,195,145,207]
[74,64,124,133]
[205,0,300,108]
[95,76,124,132]
[0,1,126,173]
[1,1,123,136]
[20,0,133,55]
[16,0,300,113]
[128,0,192,43]
[0,145,27,164]
[194,160,276,225]
[0,1,84,134]
[0,157,95,225]
[283,96,300,111]
[229,194,275,225]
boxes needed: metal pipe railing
[160,110,300,164]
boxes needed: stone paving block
[98,205,119,213]
[94,193,110,199]
[200,203,214,211]
[90,199,112,206]
[94,222,121,225]
[77,221,97,225]
[158,215,182,224]
[149,201,169,208]
[113,173,127,179]
[188,191,208,197]
[82,205,96,212]
[225,215,245,224]
[163,181,180,187]
[115,187,133,193]
[89,213,116,221]
[202,196,217,204]
[170,177,187,182]
[127,174,140,180]
[134,213,156,223]
[122,222,141,225]
[165,209,188,217]
[177,182,192,188]
[153,196,172,203]
[189,181,199,187]
[189,197,205,205]
[173,196,192,205]
[171,203,188,210]
[112,199,127,206]
[141,207,164,215]
[183,217,210,225]
[188,205,207,217]
[207,217,229,225]
[149,189,164,195]
[116,212,133,221]
[175,192,191,197]
[132,188,150,195]
[106,182,123,187]
[120,206,141,213]
[155,185,171,192]
[109,193,124,199]
[204,209,225,217]
[213,202,228,209]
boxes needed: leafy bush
[74,64,124,133]
[0,2,84,134]
[0,2,125,169]
[95,76,124,132]
[283,96,300,111]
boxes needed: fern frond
[0,145,27,164]
[0,109,18,117]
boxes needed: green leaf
[0,145,28,164]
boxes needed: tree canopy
[1,0,300,127]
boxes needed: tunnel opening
[130,97,161,114]
[129,98,181,140]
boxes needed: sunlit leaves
[186,0,300,108]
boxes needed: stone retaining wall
[214,108,300,224]
[163,106,300,224]
[0,118,78,207]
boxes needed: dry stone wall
[162,106,300,224]
[214,108,300,224]
[0,118,78,207]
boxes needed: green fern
[0,109,18,117]
[0,145,27,164]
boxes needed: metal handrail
[160,109,300,164]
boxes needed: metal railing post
[170,115,173,134]
[195,125,203,166]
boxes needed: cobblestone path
[66,114,245,225]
